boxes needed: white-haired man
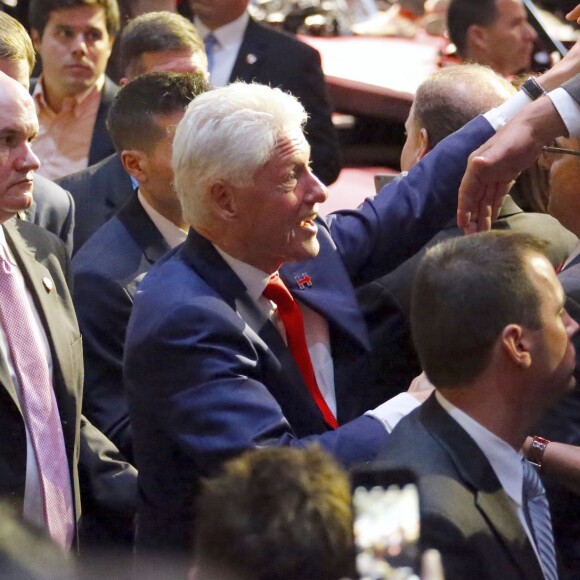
[124,56,580,562]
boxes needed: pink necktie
[263,273,338,429]
[0,250,74,549]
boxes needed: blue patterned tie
[204,33,219,75]
[521,457,558,580]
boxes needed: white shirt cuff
[365,392,420,433]
[483,90,532,130]
[548,87,580,138]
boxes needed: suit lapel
[229,18,266,83]
[420,396,543,579]
[117,192,171,264]
[280,220,371,352]
[182,229,328,431]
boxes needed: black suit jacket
[357,196,578,399]
[229,18,341,185]
[56,153,133,254]
[20,174,75,256]
[377,395,544,580]
[72,193,170,463]
[0,218,137,549]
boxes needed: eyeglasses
[542,145,580,157]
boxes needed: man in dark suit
[0,11,75,254]
[357,64,577,399]
[57,11,207,252]
[0,70,136,552]
[121,59,580,559]
[189,0,341,185]
[378,230,578,580]
[28,0,120,180]
[72,71,210,464]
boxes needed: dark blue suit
[72,193,169,464]
[125,115,496,555]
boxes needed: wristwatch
[521,77,546,101]
[527,435,550,470]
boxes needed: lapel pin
[42,277,53,293]
[245,53,257,65]
[295,273,312,289]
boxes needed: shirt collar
[213,244,271,302]
[195,10,249,49]
[137,190,187,249]
[33,74,105,114]
[435,391,524,507]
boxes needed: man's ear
[467,24,489,52]
[208,181,237,220]
[30,29,42,52]
[417,128,430,160]
[501,324,533,369]
[120,150,147,183]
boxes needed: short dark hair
[447,0,498,57]
[0,12,36,72]
[411,231,547,387]
[29,0,121,38]
[194,446,355,580]
[107,71,210,153]
[120,11,204,79]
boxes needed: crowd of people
[1,0,580,578]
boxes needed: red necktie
[263,273,338,429]
[0,250,74,549]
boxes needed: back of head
[194,446,354,580]
[29,0,121,38]
[411,231,546,388]
[120,11,204,79]
[107,71,210,153]
[413,63,514,147]
[173,82,307,230]
[447,0,498,57]
[0,12,36,74]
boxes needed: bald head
[400,64,515,171]
[0,71,40,223]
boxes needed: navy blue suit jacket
[125,114,496,555]
[72,193,169,464]
[57,153,133,253]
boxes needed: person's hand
[567,4,580,24]
[457,96,566,233]
[407,372,435,402]
[421,549,445,580]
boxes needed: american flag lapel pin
[295,273,312,289]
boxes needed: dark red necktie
[263,273,338,429]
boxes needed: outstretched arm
[457,38,580,233]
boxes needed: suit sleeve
[126,301,388,477]
[325,115,496,286]
[73,268,134,463]
[562,74,580,106]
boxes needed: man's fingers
[566,4,580,22]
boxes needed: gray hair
[173,82,308,229]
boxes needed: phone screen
[352,469,420,580]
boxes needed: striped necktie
[521,457,558,580]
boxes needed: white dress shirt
[195,11,249,88]
[214,245,418,430]
[137,190,188,249]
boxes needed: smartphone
[351,466,420,580]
